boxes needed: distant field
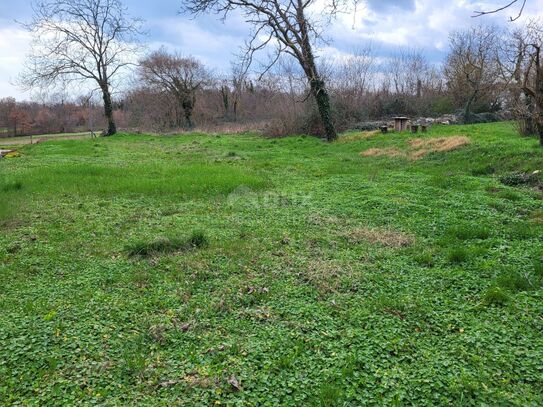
[0,131,95,146]
[0,122,542,404]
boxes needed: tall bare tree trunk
[536,49,543,145]
[221,85,229,119]
[101,83,117,136]
[464,90,478,124]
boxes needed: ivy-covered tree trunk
[101,83,117,136]
[298,6,337,142]
[310,78,336,141]
[182,95,195,129]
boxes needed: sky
[0,0,541,100]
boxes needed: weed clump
[447,247,470,264]
[497,272,532,292]
[483,286,510,306]
[126,230,208,257]
[187,230,208,248]
[471,165,495,176]
[413,250,434,267]
[447,224,491,240]
[2,181,23,192]
[482,264,543,307]
[534,257,543,278]
[497,190,522,201]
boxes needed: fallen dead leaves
[360,136,471,160]
[227,374,241,391]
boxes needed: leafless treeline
[0,96,106,138]
[8,11,543,143]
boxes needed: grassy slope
[0,122,542,405]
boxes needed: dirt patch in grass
[298,259,356,294]
[343,227,414,248]
[360,136,471,160]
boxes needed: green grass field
[1,122,542,405]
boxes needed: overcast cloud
[0,0,541,99]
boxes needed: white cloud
[1,0,543,99]
[0,26,32,99]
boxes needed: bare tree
[444,25,503,123]
[504,21,543,144]
[334,45,375,100]
[473,0,527,22]
[219,62,248,121]
[138,49,210,129]
[20,0,142,136]
[182,0,351,141]
[385,49,431,98]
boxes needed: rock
[0,149,15,158]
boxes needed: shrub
[461,111,501,125]
[352,121,385,132]
[500,172,541,188]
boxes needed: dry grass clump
[360,147,404,158]
[339,131,380,143]
[300,260,350,293]
[343,227,414,248]
[299,259,355,294]
[408,136,471,159]
[360,136,471,160]
[307,212,342,226]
